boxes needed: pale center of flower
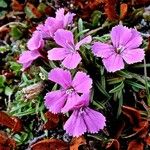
[65,88,74,94]
[65,40,75,53]
[116,45,125,54]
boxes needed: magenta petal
[55,8,65,20]
[92,42,115,58]
[48,48,68,60]
[69,93,90,110]
[54,29,74,48]
[21,61,32,71]
[121,48,145,64]
[75,36,92,50]
[64,110,87,137]
[27,31,44,50]
[62,52,81,69]
[110,25,132,48]
[45,17,63,37]
[61,92,81,113]
[125,29,143,49]
[48,68,72,88]
[72,71,92,93]
[63,12,75,27]
[83,107,106,133]
[102,54,124,72]
[36,24,50,38]
[18,50,41,69]
[44,90,67,114]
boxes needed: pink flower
[92,25,145,72]
[48,29,92,69]
[18,31,44,70]
[44,68,92,114]
[36,8,75,38]
[64,94,106,137]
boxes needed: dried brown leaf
[31,139,69,150]
[106,139,120,150]
[0,131,16,149]
[43,111,59,130]
[70,136,86,150]
[127,140,144,150]
[11,0,24,11]
[133,120,149,138]
[122,106,141,127]
[0,111,23,132]
[104,0,119,20]
[120,3,128,20]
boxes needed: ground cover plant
[0,0,150,150]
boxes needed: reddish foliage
[43,111,59,130]
[31,139,69,150]
[106,139,120,150]
[122,106,141,127]
[74,0,103,18]
[0,131,16,149]
[104,0,119,20]
[120,3,128,20]
[127,140,144,150]
[127,0,150,6]
[11,0,24,11]
[70,136,86,150]
[0,111,23,132]
[133,120,149,138]
[26,3,42,18]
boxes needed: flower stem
[144,58,150,106]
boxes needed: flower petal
[36,24,50,38]
[72,71,92,93]
[110,25,132,48]
[125,29,143,49]
[45,17,63,37]
[63,12,75,27]
[44,90,67,114]
[27,31,44,50]
[55,8,65,20]
[62,52,81,69]
[64,110,87,137]
[48,48,68,60]
[83,107,106,133]
[48,68,72,88]
[61,92,81,113]
[75,36,92,50]
[121,48,145,64]
[92,42,115,58]
[54,29,74,48]
[102,54,124,72]
[21,61,32,71]
[18,50,41,70]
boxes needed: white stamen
[66,88,74,94]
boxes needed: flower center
[116,45,125,54]
[65,88,74,94]
[65,40,75,53]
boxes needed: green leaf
[95,81,110,98]
[75,29,89,40]
[9,61,22,75]
[126,80,146,89]
[5,86,13,96]
[10,26,23,40]
[0,0,7,8]
[78,18,83,33]
[0,75,6,87]
[91,10,102,27]
[109,81,124,93]
[107,77,124,85]
[116,70,132,79]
